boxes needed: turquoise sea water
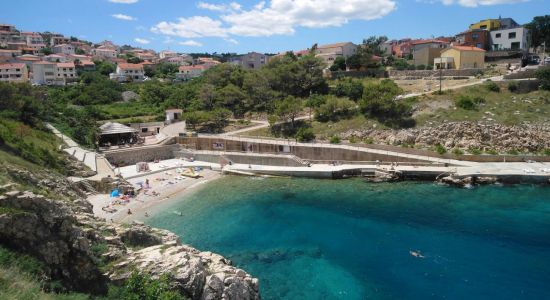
[147,177,550,300]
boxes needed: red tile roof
[0,63,26,69]
[178,65,207,71]
[117,63,143,70]
[411,39,449,45]
[57,62,75,68]
[450,46,486,52]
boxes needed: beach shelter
[97,122,139,146]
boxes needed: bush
[485,81,500,92]
[543,148,550,156]
[452,148,464,156]
[507,149,519,155]
[435,144,446,154]
[295,127,315,142]
[485,149,498,155]
[507,81,519,92]
[535,66,550,90]
[364,137,374,144]
[468,147,482,155]
[416,64,426,70]
[109,272,184,300]
[329,136,341,144]
[348,136,358,143]
[455,95,485,110]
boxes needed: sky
[2,0,547,54]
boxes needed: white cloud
[108,0,138,4]
[223,0,396,37]
[134,38,150,44]
[198,1,242,12]
[153,0,396,39]
[151,16,227,38]
[179,40,203,47]
[440,0,526,7]
[225,38,239,45]
[112,13,136,21]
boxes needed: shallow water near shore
[147,176,550,300]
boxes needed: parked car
[544,57,550,65]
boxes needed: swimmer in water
[410,250,425,258]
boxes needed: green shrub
[468,147,482,155]
[435,144,446,154]
[455,95,485,110]
[364,137,374,144]
[485,149,498,155]
[348,136,358,143]
[507,81,519,92]
[329,136,341,144]
[507,149,519,155]
[485,81,500,92]
[108,272,185,300]
[544,149,550,156]
[295,127,315,142]
[416,64,426,70]
[535,66,550,90]
[452,148,464,156]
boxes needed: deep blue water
[147,177,550,300]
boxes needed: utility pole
[439,64,442,94]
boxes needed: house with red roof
[434,46,485,70]
[110,63,145,82]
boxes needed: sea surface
[147,177,550,300]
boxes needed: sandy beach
[88,168,223,223]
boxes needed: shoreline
[88,169,223,223]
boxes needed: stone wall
[178,137,428,163]
[104,144,180,166]
[389,68,484,78]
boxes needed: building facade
[490,27,529,51]
[412,40,449,66]
[53,44,75,55]
[229,52,270,70]
[110,63,145,82]
[315,42,358,67]
[434,46,485,70]
[0,63,28,82]
[177,65,208,80]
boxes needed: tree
[329,56,347,71]
[314,96,357,122]
[40,47,52,55]
[198,84,216,110]
[359,79,414,128]
[96,61,115,76]
[333,78,364,101]
[525,15,550,49]
[362,36,389,56]
[535,66,550,90]
[214,84,248,117]
[210,108,232,131]
[273,96,303,129]
[346,47,374,70]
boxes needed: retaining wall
[103,144,180,166]
[389,68,484,78]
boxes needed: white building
[0,63,28,82]
[110,63,145,82]
[50,35,71,46]
[20,32,44,46]
[315,42,358,67]
[165,109,183,124]
[490,27,529,51]
[55,62,77,81]
[160,50,177,59]
[53,44,75,55]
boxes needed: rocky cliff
[341,121,550,153]
[0,168,260,299]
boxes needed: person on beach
[127,209,132,215]
[145,212,149,217]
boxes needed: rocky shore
[341,122,550,153]
[0,167,259,299]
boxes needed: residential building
[0,24,18,47]
[31,61,57,85]
[53,44,75,55]
[20,32,44,46]
[391,39,413,58]
[0,49,21,58]
[0,24,15,32]
[92,46,118,59]
[15,54,41,69]
[380,40,395,55]
[314,42,358,67]
[176,65,208,80]
[165,109,183,124]
[469,19,502,31]
[160,50,177,59]
[109,63,145,82]
[136,51,157,62]
[0,63,29,82]
[129,122,165,137]
[159,56,190,66]
[455,29,491,50]
[196,57,221,68]
[55,62,77,82]
[75,59,96,71]
[412,40,449,66]
[7,42,27,50]
[44,54,69,63]
[21,47,41,56]
[50,35,71,46]
[229,52,270,70]
[490,27,529,51]
[434,46,485,70]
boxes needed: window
[480,25,487,30]
[476,43,482,49]
[472,34,479,39]
[496,33,501,38]
[141,128,148,133]
[508,32,516,39]
[511,42,520,50]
